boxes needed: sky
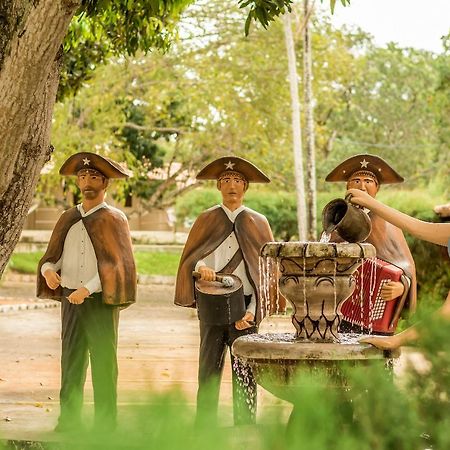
[325,0,450,53]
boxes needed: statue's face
[346,174,379,198]
[76,170,108,200]
[218,173,247,206]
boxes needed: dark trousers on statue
[196,318,257,425]
[58,289,119,430]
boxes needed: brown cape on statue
[37,151,137,433]
[174,204,276,324]
[175,155,280,426]
[37,206,136,308]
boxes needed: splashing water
[319,231,332,243]
[302,253,307,317]
[232,356,257,421]
[259,255,280,317]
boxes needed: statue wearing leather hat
[326,154,417,331]
[37,152,136,432]
[175,155,280,426]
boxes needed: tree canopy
[42,0,449,212]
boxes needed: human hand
[359,335,401,350]
[346,189,376,209]
[235,311,255,330]
[43,270,61,290]
[67,287,90,305]
[380,281,404,301]
[360,327,418,349]
[198,266,216,282]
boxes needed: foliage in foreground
[1,315,449,450]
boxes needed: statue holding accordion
[324,154,417,336]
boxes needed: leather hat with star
[325,154,404,184]
[196,156,270,183]
[59,152,130,179]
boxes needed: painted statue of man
[37,152,137,432]
[325,154,417,332]
[175,156,277,425]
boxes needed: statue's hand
[380,281,405,301]
[198,266,216,282]
[43,269,61,290]
[235,311,255,330]
[67,287,90,305]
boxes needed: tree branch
[114,122,186,135]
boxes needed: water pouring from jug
[322,194,372,243]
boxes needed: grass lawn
[134,251,181,276]
[8,250,181,276]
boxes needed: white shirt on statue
[195,204,256,316]
[40,202,107,295]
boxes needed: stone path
[0,281,292,443]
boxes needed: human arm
[359,326,419,350]
[346,189,450,246]
[361,290,450,350]
[235,293,257,330]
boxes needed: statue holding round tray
[193,272,251,326]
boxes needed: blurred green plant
[8,251,181,277]
[174,186,301,240]
[2,315,449,449]
[134,251,181,276]
[7,252,43,276]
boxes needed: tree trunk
[0,0,80,277]
[283,12,307,240]
[303,0,317,240]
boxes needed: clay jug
[322,196,372,243]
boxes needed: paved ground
[0,280,292,443]
[0,277,425,447]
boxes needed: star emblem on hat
[360,159,369,168]
[83,158,91,166]
[224,161,235,170]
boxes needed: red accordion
[339,258,405,335]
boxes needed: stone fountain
[232,241,399,405]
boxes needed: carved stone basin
[232,241,398,406]
[261,241,376,341]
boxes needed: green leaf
[239,0,253,8]
[244,10,253,36]
[330,0,336,14]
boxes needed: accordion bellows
[339,258,404,335]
